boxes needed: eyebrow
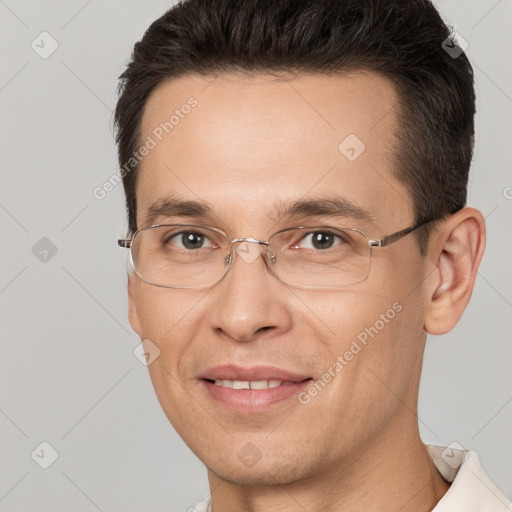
[272,196,375,225]
[143,194,375,229]
[144,196,216,228]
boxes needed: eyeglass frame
[117,219,432,289]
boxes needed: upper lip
[198,364,312,382]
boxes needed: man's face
[128,71,429,484]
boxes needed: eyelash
[163,229,347,251]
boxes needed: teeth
[249,380,269,390]
[233,380,250,389]
[213,379,293,389]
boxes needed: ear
[423,207,486,335]
[128,274,143,337]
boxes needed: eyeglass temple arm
[368,222,429,248]
[118,239,133,248]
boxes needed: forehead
[136,71,413,233]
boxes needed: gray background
[0,0,511,510]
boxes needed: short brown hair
[114,0,475,253]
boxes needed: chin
[208,456,314,486]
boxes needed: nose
[210,240,292,342]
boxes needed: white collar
[428,444,511,511]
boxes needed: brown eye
[166,231,213,250]
[294,231,344,250]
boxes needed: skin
[126,71,485,511]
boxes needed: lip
[198,364,312,382]
[198,365,313,413]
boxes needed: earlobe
[128,275,143,337]
[424,208,486,335]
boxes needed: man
[114,0,511,510]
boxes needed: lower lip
[200,379,312,413]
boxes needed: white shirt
[192,444,512,511]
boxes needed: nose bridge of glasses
[225,237,273,267]
[230,237,269,245]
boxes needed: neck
[206,381,450,512]
[207,428,449,512]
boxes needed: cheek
[293,285,404,348]
[131,284,210,390]
[300,281,423,398]
[132,286,203,410]
[133,283,205,339]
